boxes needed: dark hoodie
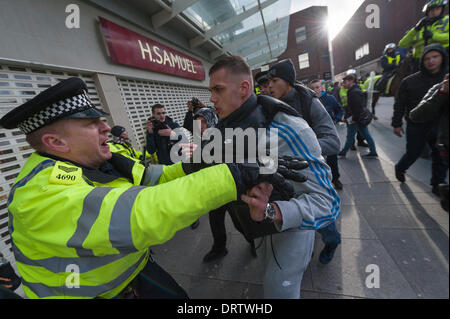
[392,44,448,128]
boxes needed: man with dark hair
[338,73,378,158]
[392,44,449,194]
[266,60,342,265]
[309,79,344,190]
[1,77,298,299]
[146,103,183,166]
[205,55,340,298]
[267,59,341,157]
[183,98,206,133]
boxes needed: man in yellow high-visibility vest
[399,0,449,71]
[0,77,304,299]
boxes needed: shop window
[295,26,307,44]
[298,53,310,70]
[355,43,370,60]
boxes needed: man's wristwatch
[264,203,277,221]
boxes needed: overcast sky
[290,0,365,39]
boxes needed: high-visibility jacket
[399,15,449,59]
[107,141,150,162]
[359,82,366,92]
[339,88,348,107]
[386,54,401,66]
[364,75,383,91]
[7,152,236,298]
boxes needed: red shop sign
[99,17,205,81]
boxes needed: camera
[191,97,201,111]
[150,118,166,131]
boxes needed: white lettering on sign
[138,40,197,74]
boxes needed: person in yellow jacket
[398,0,449,71]
[0,77,305,299]
[107,125,146,162]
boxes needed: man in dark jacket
[182,98,205,133]
[204,55,340,298]
[267,59,341,157]
[267,60,342,265]
[309,79,344,190]
[146,103,183,165]
[392,44,449,194]
[410,73,449,210]
[339,73,378,158]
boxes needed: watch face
[265,204,276,220]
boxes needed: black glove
[414,17,428,32]
[227,156,309,199]
[423,29,433,41]
[0,261,21,292]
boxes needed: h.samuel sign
[99,17,205,81]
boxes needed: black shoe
[190,219,200,230]
[203,247,228,263]
[432,185,441,197]
[395,166,405,183]
[333,180,343,190]
[319,243,340,265]
[357,141,369,147]
[362,153,378,158]
[439,184,449,212]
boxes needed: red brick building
[332,0,432,78]
[252,6,332,83]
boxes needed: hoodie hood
[420,43,449,75]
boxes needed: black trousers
[396,124,448,186]
[130,256,189,299]
[208,204,252,248]
[326,154,340,183]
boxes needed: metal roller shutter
[117,77,212,149]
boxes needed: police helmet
[423,0,447,14]
[383,43,397,55]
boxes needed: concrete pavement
[5,97,448,299]
[152,97,449,299]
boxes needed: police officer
[0,77,301,299]
[399,0,449,72]
[254,71,270,96]
[376,43,404,94]
[107,125,147,162]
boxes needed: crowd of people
[0,0,448,300]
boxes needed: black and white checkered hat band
[18,91,93,134]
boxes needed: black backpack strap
[294,82,315,126]
[256,95,300,122]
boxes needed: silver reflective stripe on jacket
[19,251,147,298]
[109,186,147,253]
[142,165,164,186]
[67,187,114,257]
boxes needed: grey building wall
[0,0,213,88]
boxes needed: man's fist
[393,127,404,137]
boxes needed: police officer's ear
[41,132,70,153]
[37,121,71,153]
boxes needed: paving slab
[309,238,418,299]
[372,228,449,299]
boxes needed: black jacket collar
[217,94,258,128]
